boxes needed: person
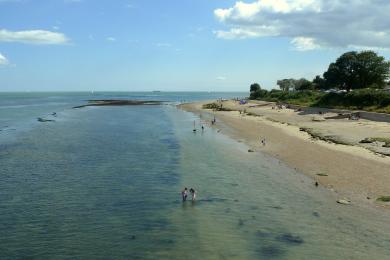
[201,125,204,131]
[189,188,196,201]
[181,187,188,202]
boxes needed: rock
[276,233,304,244]
[316,173,328,176]
[37,117,55,122]
[337,199,351,205]
[248,149,254,152]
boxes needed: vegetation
[360,137,390,147]
[250,89,323,106]
[376,196,390,202]
[324,51,390,92]
[202,102,233,111]
[249,50,390,113]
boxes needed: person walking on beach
[181,187,188,202]
[189,188,196,201]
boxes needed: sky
[1,0,390,92]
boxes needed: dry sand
[180,100,390,209]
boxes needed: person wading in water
[181,188,188,202]
[190,188,196,201]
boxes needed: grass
[376,196,390,202]
[202,102,233,111]
[360,137,390,147]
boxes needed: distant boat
[152,90,162,93]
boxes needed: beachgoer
[201,125,204,131]
[182,187,188,202]
[190,188,196,201]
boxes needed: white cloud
[214,26,278,39]
[291,37,320,51]
[216,76,227,81]
[0,53,9,66]
[214,0,390,50]
[0,29,69,45]
[106,37,116,42]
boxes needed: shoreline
[179,100,390,210]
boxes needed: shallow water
[1,92,390,259]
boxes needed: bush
[315,89,390,108]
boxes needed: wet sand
[179,100,390,209]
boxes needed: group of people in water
[181,187,196,202]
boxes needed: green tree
[312,75,328,90]
[294,78,313,91]
[355,51,390,89]
[250,83,261,92]
[277,79,295,91]
[323,51,390,91]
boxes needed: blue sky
[0,0,390,92]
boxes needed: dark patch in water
[252,215,256,220]
[269,205,283,210]
[224,208,231,213]
[238,218,245,227]
[140,218,170,232]
[249,205,259,210]
[234,199,239,202]
[198,197,227,203]
[230,183,239,187]
[259,245,285,257]
[255,230,273,239]
[312,211,320,217]
[276,233,304,245]
[130,235,136,240]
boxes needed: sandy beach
[180,100,390,209]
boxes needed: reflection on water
[0,94,390,259]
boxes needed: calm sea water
[1,92,390,259]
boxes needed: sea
[1,92,390,259]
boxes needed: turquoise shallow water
[1,92,390,259]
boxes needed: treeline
[249,51,390,113]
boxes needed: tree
[250,83,261,92]
[312,75,328,90]
[277,78,313,91]
[355,51,390,89]
[294,78,313,91]
[323,51,390,91]
[277,79,295,91]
